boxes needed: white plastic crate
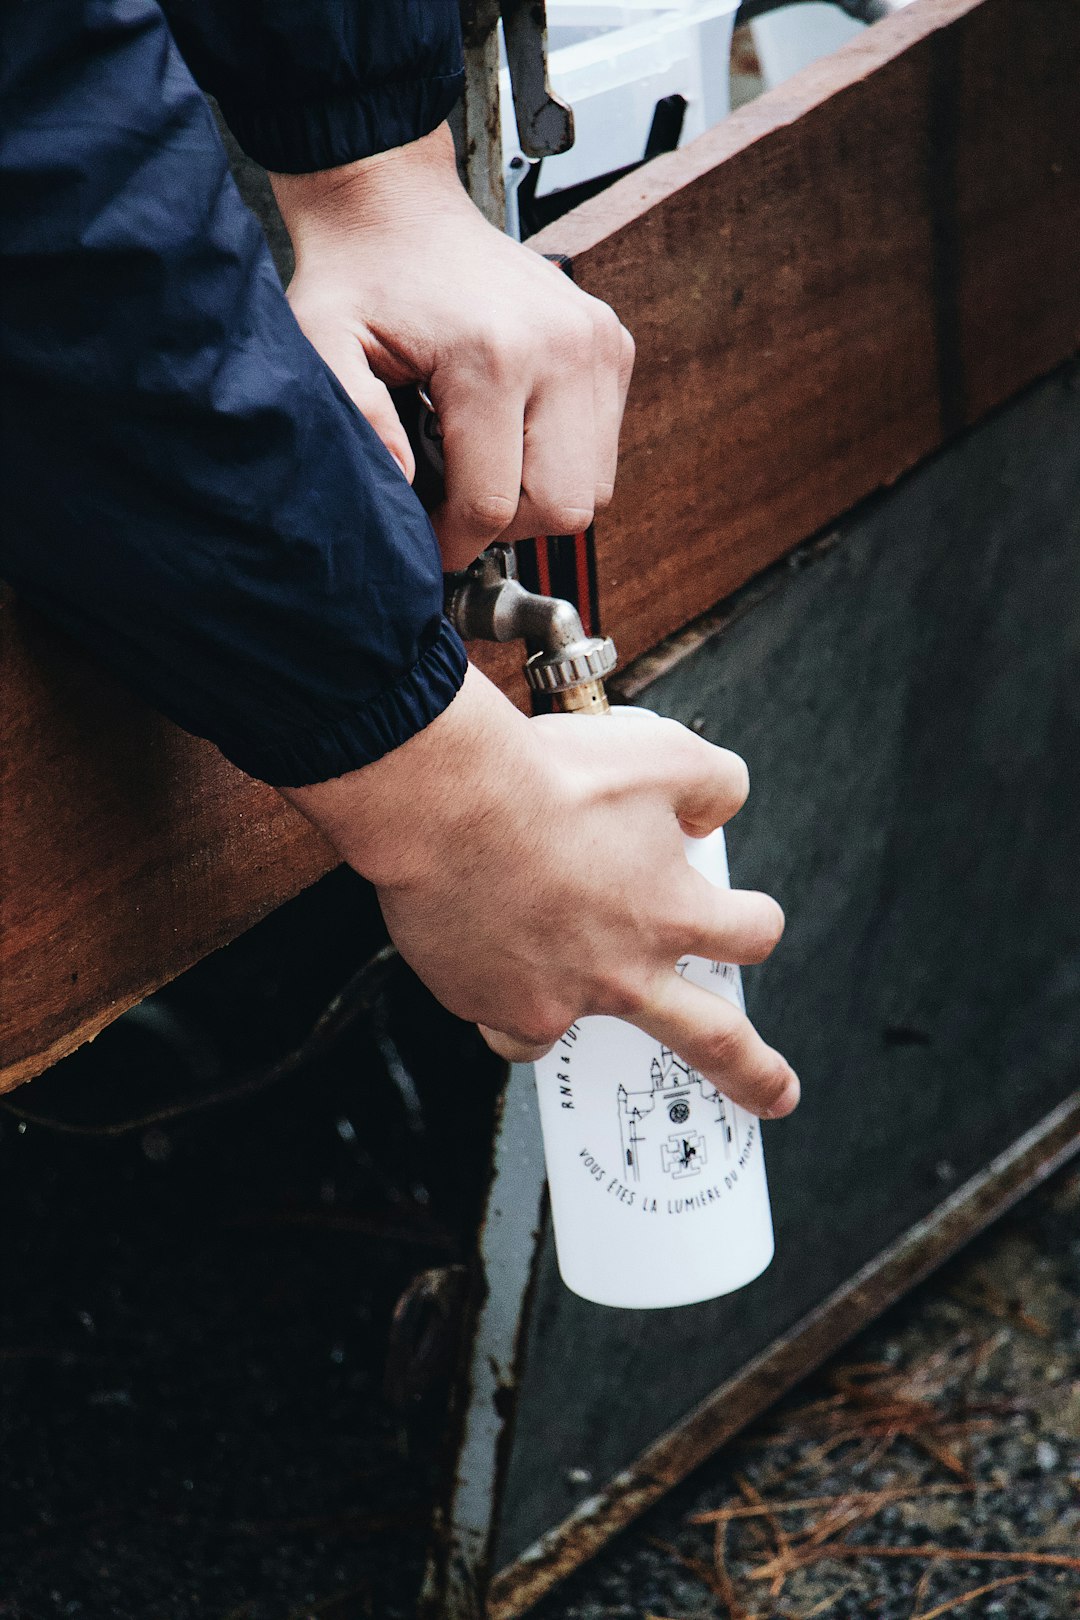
[500,0,740,227]
[749,1,864,88]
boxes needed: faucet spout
[445,543,617,713]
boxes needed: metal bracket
[500,0,575,160]
[458,0,575,227]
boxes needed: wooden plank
[527,0,1080,666]
[4,0,1078,1089]
[951,0,1080,423]
[0,600,335,1090]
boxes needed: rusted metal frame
[459,0,506,228]
[429,18,571,1610]
[500,0,573,162]
[459,1,574,233]
[487,1090,1080,1617]
[420,1061,550,1618]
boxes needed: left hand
[269,123,635,571]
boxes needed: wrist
[268,123,462,256]
[279,665,539,890]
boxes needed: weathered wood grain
[529,0,1080,665]
[0,602,335,1090]
[3,0,1078,1088]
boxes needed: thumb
[292,310,416,483]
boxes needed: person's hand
[268,124,634,571]
[280,666,798,1120]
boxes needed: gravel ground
[2,1056,1077,1620]
[532,1161,1080,1620]
[2,874,1077,1620]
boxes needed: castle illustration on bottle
[617,1046,741,1184]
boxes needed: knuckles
[482,296,630,391]
[581,294,633,366]
[725,751,751,811]
[551,310,599,366]
[589,971,650,1022]
[508,998,576,1050]
[538,498,596,535]
[618,324,636,384]
[459,489,519,538]
[696,745,750,816]
[695,1017,748,1081]
[755,1061,797,1119]
[741,897,786,963]
[473,323,535,387]
[588,302,624,361]
[510,965,653,1042]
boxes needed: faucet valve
[524,635,617,714]
[408,388,617,713]
[445,541,616,714]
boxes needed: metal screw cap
[524,636,617,695]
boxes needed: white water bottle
[533,824,775,1309]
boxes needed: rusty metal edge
[458,0,506,229]
[420,1059,551,1618]
[487,1088,1080,1618]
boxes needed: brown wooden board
[0,602,335,1090]
[526,0,1080,666]
[3,0,1078,1089]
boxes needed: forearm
[0,0,465,786]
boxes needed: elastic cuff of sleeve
[217,617,468,787]
[222,72,464,174]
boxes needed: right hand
[281,665,798,1120]
[269,123,634,572]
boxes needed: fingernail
[764,1069,800,1119]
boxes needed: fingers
[290,310,415,481]
[679,881,786,965]
[591,305,635,506]
[669,737,751,836]
[507,299,634,540]
[477,1023,557,1065]
[635,974,800,1120]
[511,362,597,543]
[599,708,748,835]
[430,366,526,569]
[429,285,633,567]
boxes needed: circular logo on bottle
[540,1021,760,1219]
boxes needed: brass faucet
[446,542,616,715]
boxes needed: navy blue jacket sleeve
[0,0,467,787]
[161,1,465,172]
